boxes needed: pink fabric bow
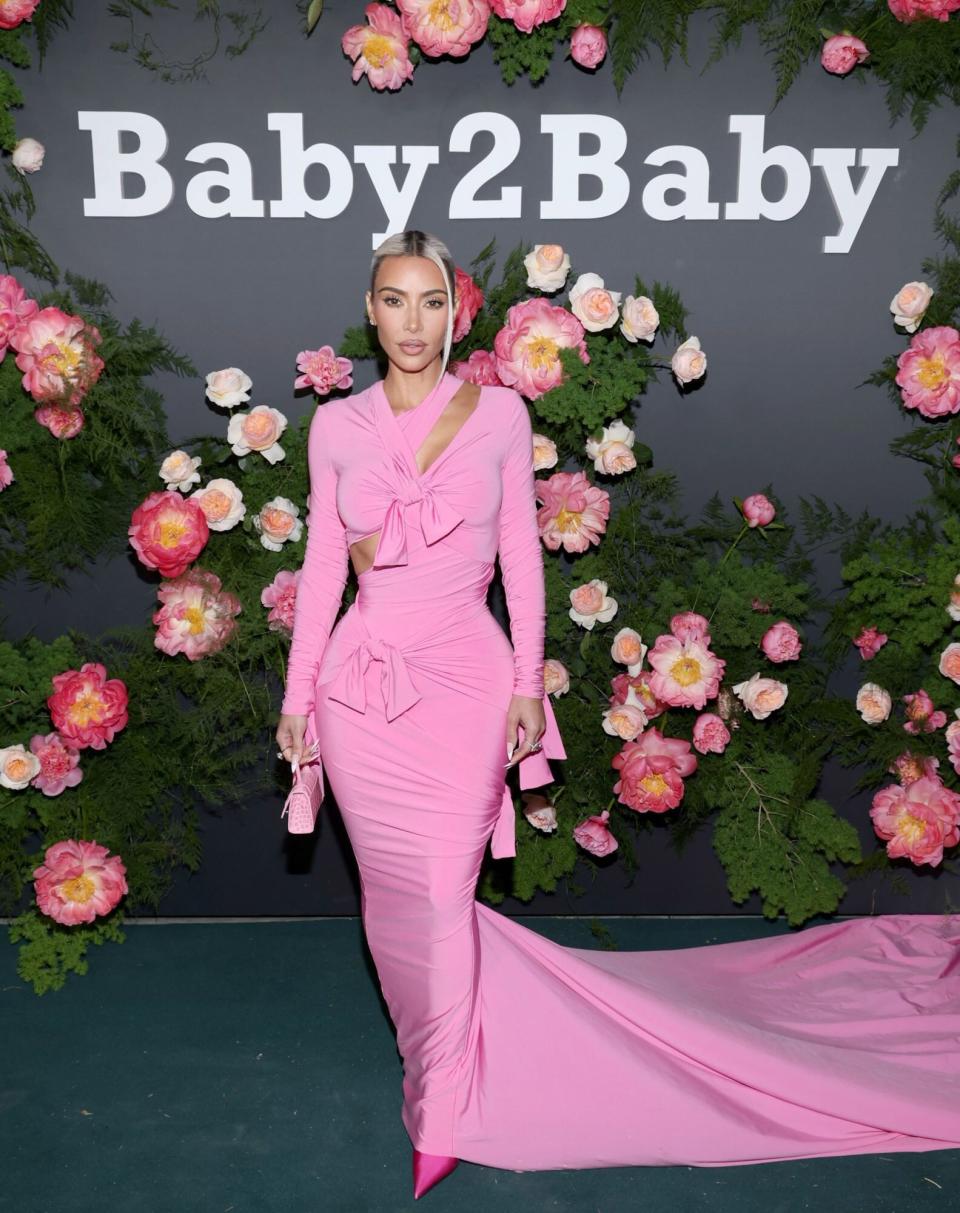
[372,483,463,568]
[326,636,423,722]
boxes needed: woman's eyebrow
[376,286,448,296]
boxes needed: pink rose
[451,349,503,386]
[0,448,13,490]
[870,775,960,867]
[569,578,618,628]
[522,792,558,832]
[889,750,940,785]
[47,662,129,751]
[536,469,610,553]
[494,297,589,400]
[543,658,570,695]
[903,688,947,734]
[0,0,40,31]
[853,625,888,660]
[692,713,731,755]
[620,294,659,344]
[490,0,566,35]
[33,839,128,926]
[34,403,85,440]
[568,272,621,332]
[570,23,607,69]
[888,0,960,21]
[397,0,490,57]
[532,432,559,470]
[760,620,802,663]
[939,641,960,685]
[11,136,43,174]
[732,672,788,719]
[573,808,618,856]
[341,3,415,91]
[294,346,353,395]
[28,732,84,797]
[947,718,960,776]
[890,281,933,332]
[602,702,648,741]
[261,568,299,636]
[671,336,706,384]
[523,243,570,292]
[819,34,869,76]
[227,404,288,463]
[895,326,960,419]
[452,267,484,342]
[669,611,711,645]
[741,493,776,527]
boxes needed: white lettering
[642,146,719,220]
[812,146,900,254]
[355,144,439,247]
[267,112,353,219]
[78,110,173,217]
[184,142,264,218]
[540,114,629,219]
[449,112,521,219]
[725,114,810,222]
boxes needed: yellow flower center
[41,339,81,379]
[364,33,396,68]
[159,518,187,548]
[669,655,702,687]
[427,0,455,29]
[184,605,206,634]
[61,873,96,903]
[916,355,948,391]
[897,812,927,844]
[554,507,581,533]
[68,691,105,727]
[525,334,559,370]
[640,772,668,796]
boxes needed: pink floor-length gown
[281,370,960,1170]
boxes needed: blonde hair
[369,230,457,386]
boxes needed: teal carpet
[2,916,957,1213]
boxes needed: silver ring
[530,741,542,753]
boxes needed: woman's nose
[404,307,422,332]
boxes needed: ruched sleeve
[497,390,545,699]
[280,406,349,716]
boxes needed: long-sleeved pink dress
[281,370,960,1171]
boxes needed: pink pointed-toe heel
[412,1148,459,1199]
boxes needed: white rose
[672,336,706,385]
[12,138,45,175]
[522,792,558,832]
[523,244,571,292]
[586,418,637,475]
[206,367,253,410]
[620,295,659,343]
[189,478,246,532]
[227,404,287,464]
[254,496,302,552]
[856,682,892,725]
[568,272,621,333]
[532,433,558,471]
[569,578,619,629]
[732,672,788,720]
[159,450,202,492]
[889,281,933,333]
[0,743,41,789]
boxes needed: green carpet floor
[2,915,957,1213]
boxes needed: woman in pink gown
[276,231,960,1198]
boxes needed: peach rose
[568,272,621,332]
[254,496,303,552]
[205,367,252,409]
[227,404,287,464]
[602,700,648,741]
[522,791,558,832]
[732,672,788,720]
[189,478,246,532]
[159,450,202,493]
[939,641,960,685]
[890,281,933,333]
[671,336,706,384]
[620,294,659,344]
[569,579,618,629]
[856,681,892,724]
[523,243,571,293]
[611,627,646,672]
[543,658,570,695]
[0,743,42,789]
[532,433,559,470]
[585,418,637,475]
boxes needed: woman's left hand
[505,694,546,769]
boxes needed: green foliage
[107,0,268,82]
[8,909,126,996]
[487,1,607,84]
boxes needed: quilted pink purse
[281,730,324,834]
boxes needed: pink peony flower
[869,775,960,867]
[888,0,960,21]
[895,326,960,418]
[0,272,38,361]
[452,267,484,342]
[33,838,128,926]
[451,349,503,386]
[342,3,415,90]
[0,0,41,31]
[741,493,776,527]
[853,625,888,660]
[543,658,570,696]
[535,469,610,553]
[261,568,300,635]
[28,732,84,796]
[494,297,588,400]
[294,346,353,395]
[646,633,726,710]
[889,750,940,786]
[760,620,802,663]
[490,0,566,33]
[947,716,960,775]
[612,728,697,814]
[11,306,104,409]
[616,726,698,777]
[47,662,129,751]
[396,0,490,56]
[570,23,607,69]
[692,712,731,755]
[129,490,210,578]
[610,671,664,721]
[34,402,85,440]
[0,448,13,490]
[573,808,618,856]
[669,611,711,645]
[153,567,242,660]
[903,688,947,734]
[820,34,869,76]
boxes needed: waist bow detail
[326,635,423,722]
[372,481,463,568]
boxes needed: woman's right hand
[276,713,308,766]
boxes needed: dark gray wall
[6,5,959,917]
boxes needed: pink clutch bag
[281,734,324,834]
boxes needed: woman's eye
[426,299,445,308]
[383,296,401,305]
